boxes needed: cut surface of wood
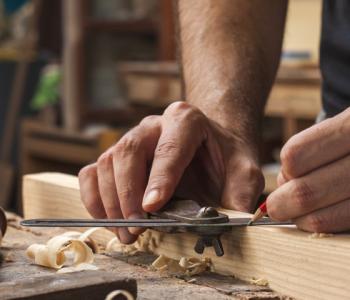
[23,173,350,300]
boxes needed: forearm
[177,0,287,148]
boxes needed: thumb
[221,157,264,212]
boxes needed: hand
[267,108,350,233]
[79,102,264,243]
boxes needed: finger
[280,108,350,178]
[142,102,206,212]
[113,116,161,235]
[97,150,137,244]
[222,156,264,212]
[78,163,106,219]
[294,198,350,233]
[277,171,287,187]
[267,153,350,221]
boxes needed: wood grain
[23,173,350,300]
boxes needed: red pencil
[248,201,267,225]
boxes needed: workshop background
[0,0,321,213]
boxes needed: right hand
[79,101,264,244]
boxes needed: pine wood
[23,173,350,300]
[2,212,282,299]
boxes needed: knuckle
[117,186,133,202]
[292,180,314,210]
[280,140,300,177]
[164,101,203,122]
[303,214,326,233]
[112,134,141,158]
[165,101,191,114]
[97,151,113,168]
[149,173,174,188]
[140,115,159,126]
[78,164,96,180]
[154,141,179,159]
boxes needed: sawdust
[105,230,162,255]
[151,254,212,277]
[308,233,334,239]
[250,278,269,287]
[105,230,211,278]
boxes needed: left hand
[267,108,350,233]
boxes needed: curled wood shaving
[151,254,212,276]
[105,290,135,300]
[26,230,99,272]
[61,228,101,253]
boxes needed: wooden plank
[2,213,281,300]
[22,173,350,300]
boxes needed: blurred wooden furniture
[20,119,125,176]
[266,64,321,141]
[118,61,322,140]
[18,118,124,212]
[0,0,41,208]
[63,0,175,130]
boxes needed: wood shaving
[105,290,135,300]
[106,237,139,255]
[105,230,162,255]
[61,228,101,253]
[26,230,98,273]
[151,254,212,276]
[250,278,269,286]
[308,233,334,239]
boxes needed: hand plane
[21,200,289,257]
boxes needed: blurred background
[0,0,321,213]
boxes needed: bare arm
[79,1,288,245]
[177,0,288,153]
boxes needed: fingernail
[128,213,145,235]
[143,189,160,207]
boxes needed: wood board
[22,173,350,300]
[1,213,282,300]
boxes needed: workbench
[0,213,287,300]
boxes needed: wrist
[189,99,263,153]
